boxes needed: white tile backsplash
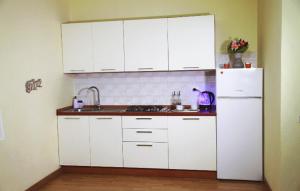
[72,53,257,105]
[73,71,216,106]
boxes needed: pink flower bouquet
[227,39,249,54]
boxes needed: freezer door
[217,69,263,97]
[217,98,263,181]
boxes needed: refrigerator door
[217,97,263,181]
[217,69,263,97]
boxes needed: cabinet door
[168,16,215,70]
[90,116,123,167]
[124,19,168,72]
[168,116,216,170]
[58,116,90,166]
[93,21,124,72]
[62,23,93,73]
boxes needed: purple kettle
[193,88,215,111]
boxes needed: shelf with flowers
[227,38,249,68]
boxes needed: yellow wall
[68,0,258,53]
[258,0,282,190]
[280,0,300,190]
[259,0,300,190]
[0,0,72,190]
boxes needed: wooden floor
[39,173,269,191]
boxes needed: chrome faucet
[88,86,101,109]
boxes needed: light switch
[0,111,4,140]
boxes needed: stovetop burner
[126,105,168,112]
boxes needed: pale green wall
[67,0,258,53]
[0,0,72,190]
[258,0,282,190]
[280,0,300,190]
[259,0,300,190]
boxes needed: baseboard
[61,166,217,179]
[26,168,62,191]
[265,179,272,191]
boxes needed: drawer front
[123,142,168,169]
[168,116,216,128]
[123,129,168,142]
[122,116,167,129]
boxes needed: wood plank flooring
[39,173,269,191]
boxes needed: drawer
[123,129,168,142]
[122,116,167,129]
[167,116,216,128]
[123,142,168,169]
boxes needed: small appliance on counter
[72,96,84,109]
[192,88,215,111]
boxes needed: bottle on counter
[72,96,79,109]
[176,91,184,111]
[171,91,176,110]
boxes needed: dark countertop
[56,105,216,116]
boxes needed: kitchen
[0,1,299,191]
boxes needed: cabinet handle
[182,118,200,120]
[64,117,80,120]
[182,67,200,69]
[135,118,152,120]
[136,144,153,147]
[136,131,152,134]
[101,69,116,71]
[96,117,113,120]
[70,69,85,72]
[138,68,154,70]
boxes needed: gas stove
[126,105,169,112]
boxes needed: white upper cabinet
[168,15,215,70]
[124,18,168,72]
[61,15,215,73]
[93,21,124,72]
[62,23,93,73]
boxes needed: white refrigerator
[216,68,263,181]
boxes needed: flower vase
[232,53,244,68]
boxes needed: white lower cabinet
[168,116,217,171]
[123,142,169,169]
[58,115,216,171]
[58,115,123,167]
[58,116,90,166]
[90,116,123,167]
